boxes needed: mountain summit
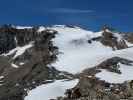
[0,25,133,100]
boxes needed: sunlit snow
[16,26,33,29]
[52,26,112,73]
[3,42,34,59]
[96,63,133,83]
[11,63,19,68]
[25,79,79,100]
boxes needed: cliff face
[0,25,73,100]
[101,30,128,50]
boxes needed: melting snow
[3,42,34,59]
[25,79,79,100]
[3,48,18,56]
[13,43,33,59]
[0,76,4,79]
[19,62,25,65]
[11,63,19,68]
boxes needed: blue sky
[0,0,133,32]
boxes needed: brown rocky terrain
[89,26,128,50]
[0,25,133,100]
[0,25,74,100]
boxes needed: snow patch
[13,42,33,59]
[11,63,19,68]
[16,26,33,29]
[96,63,133,83]
[25,79,79,100]
[19,62,25,65]
[3,42,34,59]
[0,76,4,79]
[3,48,18,56]
[37,26,46,32]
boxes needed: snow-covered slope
[24,25,133,100]
[51,25,133,83]
[51,26,112,73]
[25,79,78,100]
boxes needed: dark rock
[0,25,73,100]
[101,30,128,50]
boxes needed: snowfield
[52,26,112,73]
[51,26,133,83]
[25,79,79,100]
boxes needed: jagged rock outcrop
[0,25,73,100]
[101,26,128,50]
[124,33,133,43]
[87,26,128,50]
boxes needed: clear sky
[0,0,133,32]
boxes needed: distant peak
[102,25,116,33]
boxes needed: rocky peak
[100,26,128,50]
[101,25,117,32]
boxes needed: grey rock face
[88,26,128,50]
[0,25,73,100]
[101,29,128,50]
